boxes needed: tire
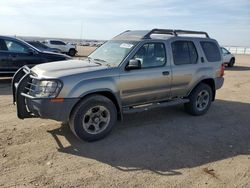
[184,83,212,116]
[228,58,235,67]
[68,49,76,56]
[69,95,117,142]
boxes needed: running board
[123,98,189,114]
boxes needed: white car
[43,40,77,56]
[221,47,235,67]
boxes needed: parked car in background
[13,29,224,141]
[43,40,77,56]
[221,47,235,67]
[26,41,61,53]
[0,36,71,75]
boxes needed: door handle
[162,71,170,76]
[201,57,205,63]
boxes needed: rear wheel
[185,83,212,116]
[228,58,235,67]
[68,49,76,56]
[69,95,117,142]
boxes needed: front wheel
[185,83,212,116]
[69,95,117,142]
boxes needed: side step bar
[123,98,189,114]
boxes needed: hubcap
[82,105,110,134]
[196,90,209,111]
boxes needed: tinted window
[4,39,29,53]
[201,41,221,62]
[0,39,8,51]
[50,40,66,45]
[133,43,166,68]
[172,41,198,65]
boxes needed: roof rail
[174,30,210,38]
[143,29,210,39]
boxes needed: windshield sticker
[120,43,134,49]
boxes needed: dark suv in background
[26,41,61,53]
[0,36,71,75]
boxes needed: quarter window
[133,43,166,68]
[171,41,198,65]
[200,41,221,62]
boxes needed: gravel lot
[0,55,249,188]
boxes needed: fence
[224,46,250,55]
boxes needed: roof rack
[143,29,210,39]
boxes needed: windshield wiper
[87,57,109,66]
[94,58,107,63]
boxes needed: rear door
[49,40,67,52]
[170,39,201,97]
[119,41,172,106]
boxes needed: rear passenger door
[170,40,201,97]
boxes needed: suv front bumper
[12,66,78,122]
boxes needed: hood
[31,59,109,78]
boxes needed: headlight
[29,79,62,98]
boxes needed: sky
[0,0,249,46]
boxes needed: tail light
[220,64,225,77]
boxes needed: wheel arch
[70,90,122,121]
[188,78,216,101]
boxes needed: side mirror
[126,59,141,70]
[27,48,36,55]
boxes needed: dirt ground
[0,55,250,188]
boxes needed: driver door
[119,42,172,106]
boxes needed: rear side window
[200,41,221,62]
[171,41,198,65]
[50,40,66,45]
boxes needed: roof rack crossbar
[143,29,176,39]
[143,29,210,39]
[174,30,210,38]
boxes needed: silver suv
[12,29,224,141]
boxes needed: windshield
[89,40,137,66]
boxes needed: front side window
[200,41,221,62]
[5,39,29,53]
[171,41,198,65]
[221,47,230,54]
[133,43,166,68]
